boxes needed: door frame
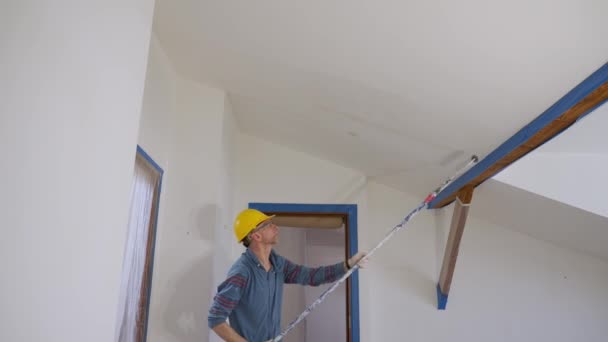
[249,202,360,342]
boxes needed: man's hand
[211,322,247,342]
[347,251,368,269]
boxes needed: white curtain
[116,155,158,342]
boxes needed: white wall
[137,35,177,173]
[0,1,155,341]
[213,95,239,302]
[136,35,238,342]
[235,133,608,342]
[209,95,240,342]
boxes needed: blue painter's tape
[248,203,360,342]
[347,205,360,337]
[436,283,448,310]
[137,145,164,175]
[429,63,608,208]
[250,202,357,214]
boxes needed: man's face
[253,219,279,245]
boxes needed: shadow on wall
[162,253,214,342]
[433,207,449,278]
[158,203,218,341]
[192,204,217,241]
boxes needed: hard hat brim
[254,215,276,229]
[238,214,276,242]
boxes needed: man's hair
[242,235,251,248]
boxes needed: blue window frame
[135,145,163,342]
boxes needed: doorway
[249,203,360,342]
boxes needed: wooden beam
[437,186,474,309]
[273,214,344,229]
[429,64,608,209]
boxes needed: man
[208,208,367,342]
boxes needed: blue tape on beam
[429,63,608,209]
[436,283,448,310]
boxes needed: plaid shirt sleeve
[281,257,346,286]
[208,271,249,329]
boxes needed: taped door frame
[248,203,360,342]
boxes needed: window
[116,147,163,342]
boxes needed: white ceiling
[153,0,608,197]
[152,1,608,258]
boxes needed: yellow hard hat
[233,209,275,243]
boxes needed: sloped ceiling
[153,0,608,197]
[473,179,608,260]
[151,1,608,258]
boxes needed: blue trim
[137,145,163,342]
[347,205,359,339]
[436,284,448,310]
[137,145,164,176]
[249,203,360,342]
[429,63,608,208]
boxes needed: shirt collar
[245,248,277,269]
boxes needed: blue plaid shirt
[208,248,346,341]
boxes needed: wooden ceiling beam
[429,63,608,209]
[272,215,344,229]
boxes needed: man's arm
[208,272,248,339]
[212,322,247,342]
[281,252,367,286]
